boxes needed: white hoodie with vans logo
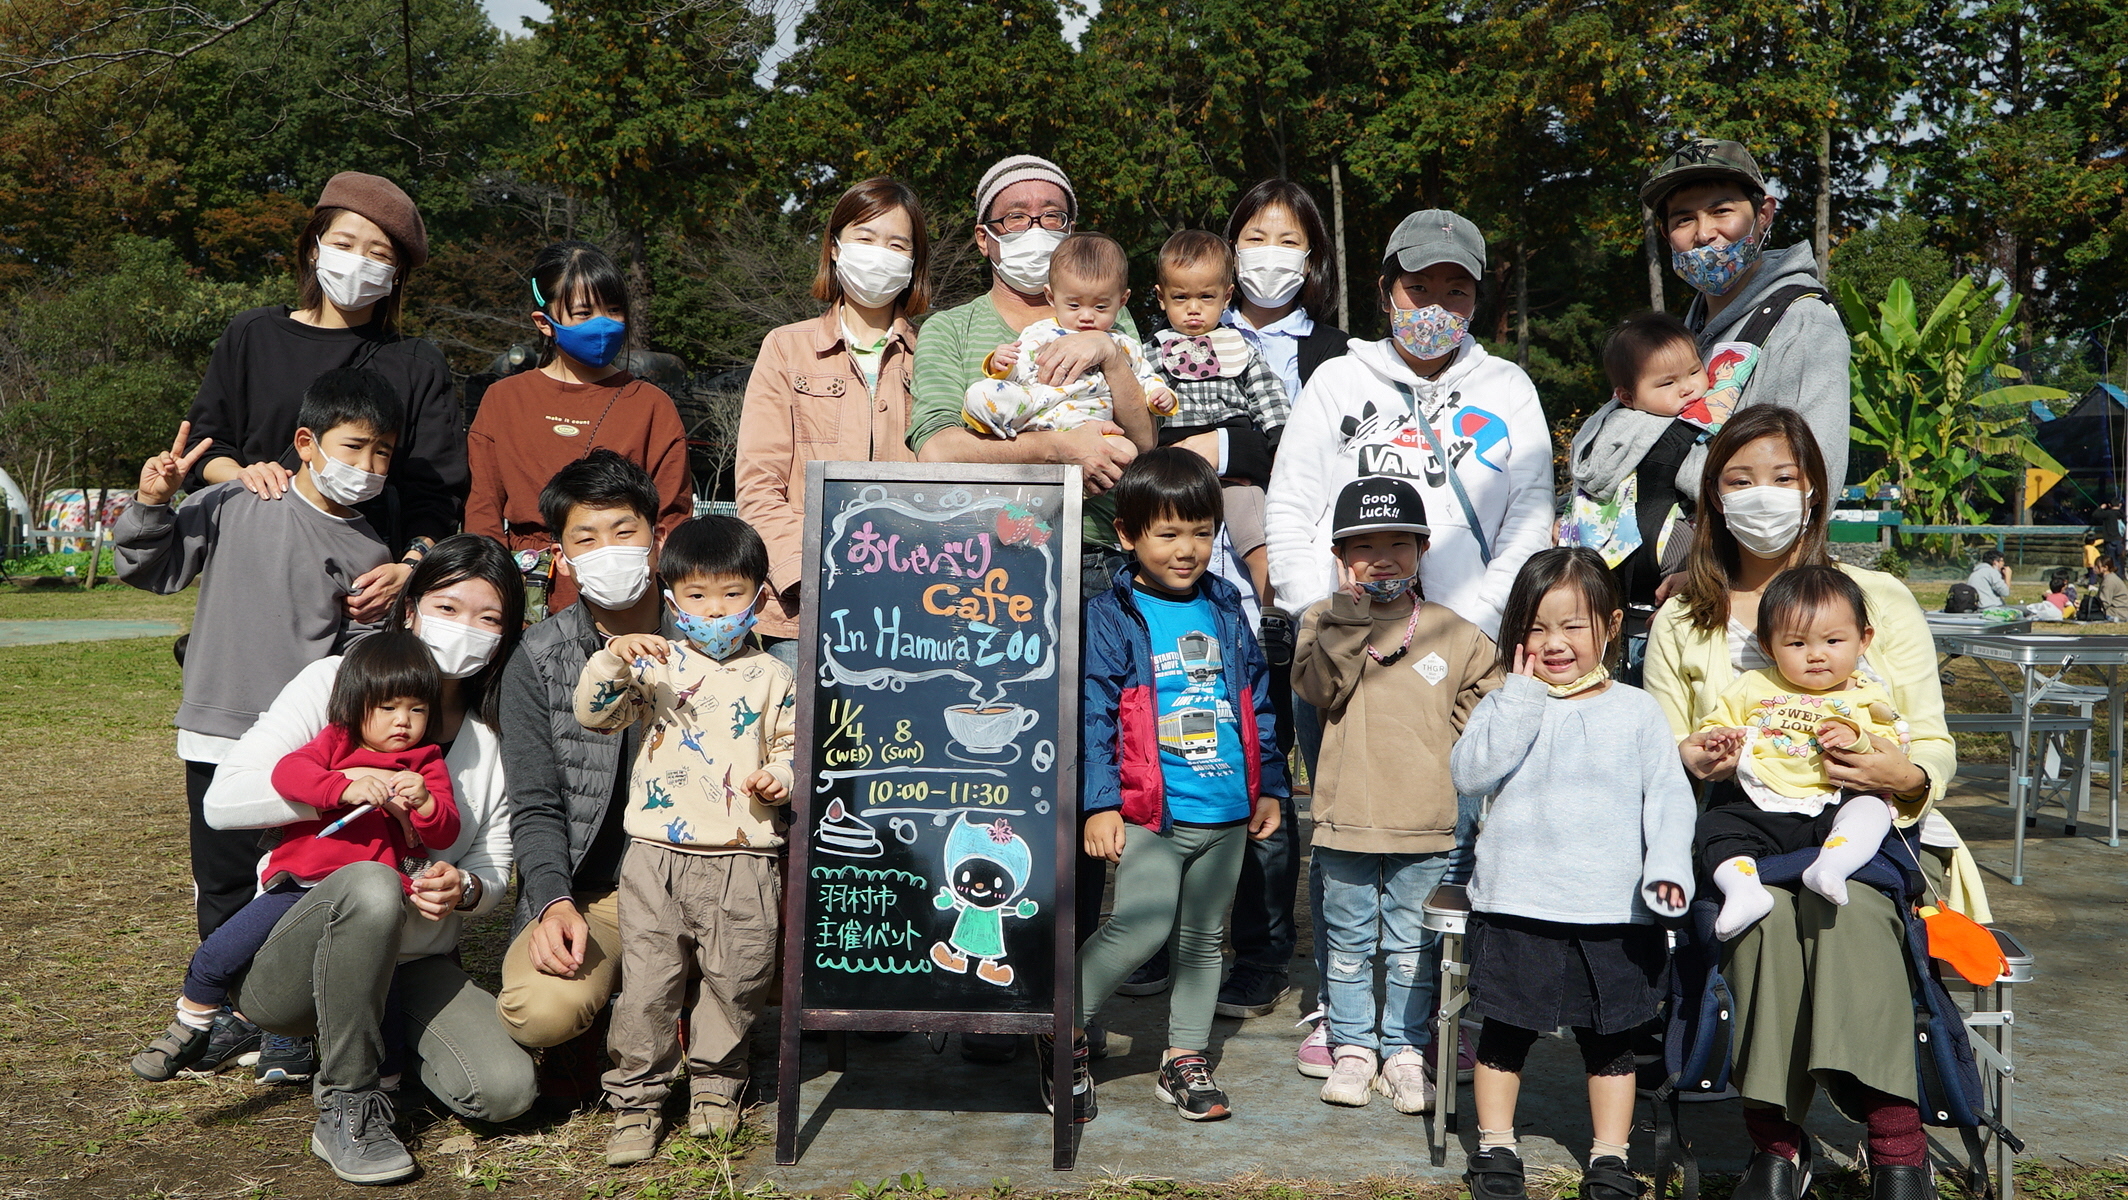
[1265,336,1555,639]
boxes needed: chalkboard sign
[777,462,1082,1169]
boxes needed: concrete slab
[752,773,2126,1191]
[0,619,180,646]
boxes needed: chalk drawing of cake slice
[816,799,884,858]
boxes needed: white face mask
[1235,245,1309,309]
[568,544,652,609]
[416,614,503,679]
[309,452,387,506]
[835,239,915,309]
[314,240,397,310]
[1724,486,1813,558]
[991,226,1066,295]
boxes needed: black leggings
[1476,1017,1636,1077]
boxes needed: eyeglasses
[981,209,1071,234]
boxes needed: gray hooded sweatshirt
[1680,243,1851,496]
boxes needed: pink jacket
[735,306,917,640]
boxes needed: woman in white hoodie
[1266,210,1555,642]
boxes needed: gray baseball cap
[1383,209,1486,279]
[1640,138,1767,211]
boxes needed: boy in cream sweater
[573,514,796,1164]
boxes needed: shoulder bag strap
[1395,381,1492,565]
[1732,283,1827,348]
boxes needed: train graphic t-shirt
[1135,585,1251,824]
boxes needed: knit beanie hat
[974,155,1076,226]
[315,172,429,269]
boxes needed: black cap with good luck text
[1333,476,1430,540]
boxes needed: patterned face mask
[1356,574,1415,604]
[1390,304,1469,361]
[1671,224,1763,296]
[667,591,758,660]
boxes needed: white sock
[175,1000,216,1031]
[1592,1138,1631,1162]
[1713,856,1775,941]
[1801,797,1892,906]
[1479,1126,1518,1151]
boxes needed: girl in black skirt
[1450,550,1698,1200]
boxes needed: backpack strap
[1731,283,1828,349]
[1393,381,1492,565]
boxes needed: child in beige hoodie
[1293,475,1501,1115]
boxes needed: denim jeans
[1306,792,1480,1043]
[1315,847,1457,1057]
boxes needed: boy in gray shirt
[115,369,398,1076]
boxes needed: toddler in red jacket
[131,632,458,1081]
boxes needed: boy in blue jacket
[1050,447,1287,1125]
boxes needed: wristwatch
[456,872,482,911]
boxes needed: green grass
[0,580,198,623]
[3,546,117,577]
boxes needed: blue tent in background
[2035,383,2126,518]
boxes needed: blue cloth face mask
[667,590,758,659]
[548,313,627,368]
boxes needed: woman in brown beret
[183,172,467,622]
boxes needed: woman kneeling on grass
[202,535,533,1185]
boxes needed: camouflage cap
[1639,139,1767,212]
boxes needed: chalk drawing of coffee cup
[944,703,1039,754]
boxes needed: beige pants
[497,888,623,1049]
[605,844,781,1111]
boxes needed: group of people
[108,140,1991,1200]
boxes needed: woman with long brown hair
[736,176,931,669]
[1642,404,1982,1200]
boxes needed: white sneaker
[1319,1046,1377,1107]
[1375,1047,1436,1114]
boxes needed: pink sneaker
[1295,1011,1333,1079]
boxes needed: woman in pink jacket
[735,177,932,668]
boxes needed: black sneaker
[131,1019,213,1081]
[257,1032,317,1084]
[1116,945,1171,996]
[310,1089,416,1185]
[176,1011,262,1077]
[1583,1155,1646,1200]
[1467,1147,1529,1200]
[1154,1054,1230,1121]
[1034,1033,1098,1123]
[1213,963,1292,1018]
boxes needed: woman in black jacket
[184,171,467,624]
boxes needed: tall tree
[518,0,773,345]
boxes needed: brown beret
[315,171,429,269]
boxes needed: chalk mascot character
[931,813,1038,987]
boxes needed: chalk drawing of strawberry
[992,502,1052,547]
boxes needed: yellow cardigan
[1644,562,1992,922]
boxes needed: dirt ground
[2,583,2122,1200]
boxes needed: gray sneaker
[310,1090,416,1185]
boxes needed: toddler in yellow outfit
[1694,566,1909,938]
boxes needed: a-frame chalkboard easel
[776,461,1083,1169]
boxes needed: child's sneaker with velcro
[1154,1053,1230,1121]
[1034,1032,1098,1123]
